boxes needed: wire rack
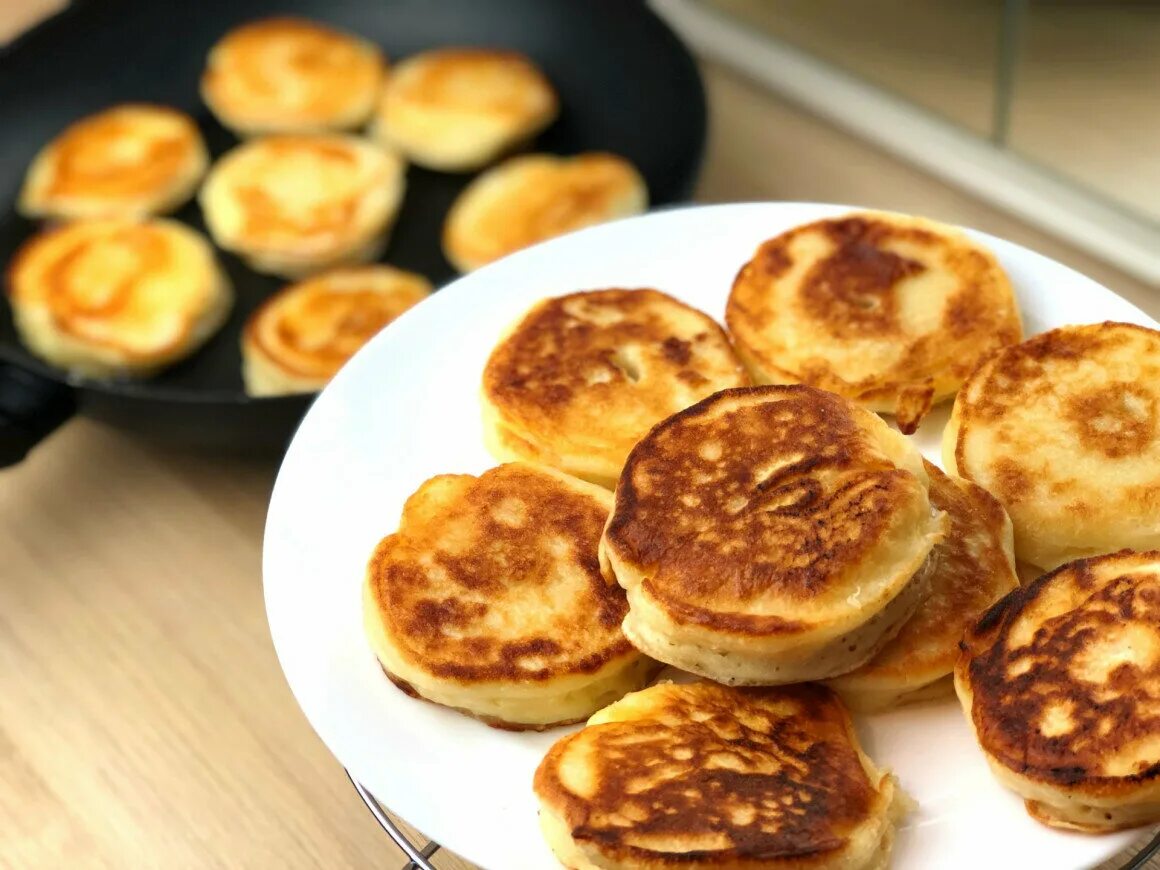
[349,770,1160,870]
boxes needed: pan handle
[0,363,76,467]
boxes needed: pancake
[370,47,557,171]
[726,211,1022,434]
[6,218,231,378]
[200,16,385,136]
[442,153,647,273]
[826,461,1018,711]
[944,321,1160,570]
[481,288,750,489]
[242,265,430,396]
[600,385,946,685]
[535,681,908,870]
[19,104,209,221]
[363,463,653,730]
[199,133,405,278]
[955,549,1160,833]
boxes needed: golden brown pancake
[442,153,647,272]
[201,16,385,136]
[242,265,430,396]
[371,47,557,171]
[600,385,945,685]
[6,218,232,378]
[826,461,1018,710]
[944,321,1160,570]
[726,211,1022,433]
[535,681,908,870]
[19,104,208,221]
[481,288,750,489]
[199,133,405,278]
[362,463,652,730]
[956,549,1160,832]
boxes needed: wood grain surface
[1,3,1158,868]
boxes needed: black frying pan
[0,0,706,466]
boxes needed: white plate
[264,203,1158,870]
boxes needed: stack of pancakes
[358,210,1160,868]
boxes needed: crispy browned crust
[604,385,927,634]
[366,464,633,684]
[482,288,749,470]
[839,462,1018,683]
[534,682,886,866]
[954,322,1160,503]
[959,549,1160,797]
[726,212,1021,433]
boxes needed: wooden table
[2,5,1158,869]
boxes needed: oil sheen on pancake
[7,218,232,378]
[481,288,750,489]
[956,549,1160,832]
[442,153,647,273]
[534,681,908,870]
[362,463,653,730]
[242,265,431,396]
[944,321,1160,569]
[371,47,557,171]
[200,16,385,135]
[826,461,1018,710]
[726,211,1022,433]
[600,385,945,685]
[19,104,208,220]
[199,133,405,278]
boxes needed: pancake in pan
[371,47,557,171]
[726,211,1022,433]
[481,288,750,489]
[956,549,1160,832]
[600,385,945,685]
[242,265,431,396]
[535,681,908,870]
[363,463,652,730]
[442,153,647,273]
[944,321,1160,569]
[826,461,1018,711]
[201,16,386,136]
[7,218,232,378]
[199,133,405,278]
[19,104,208,221]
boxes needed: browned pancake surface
[535,682,883,865]
[605,385,930,634]
[483,289,748,470]
[367,465,631,684]
[961,550,1160,793]
[727,212,1021,433]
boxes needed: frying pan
[0,0,706,466]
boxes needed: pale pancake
[944,321,1160,569]
[371,47,557,171]
[956,549,1160,832]
[7,218,231,378]
[481,288,750,488]
[726,211,1022,433]
[442,153,647,273]
[600,385,945,685]
[535,681,908,870]
[363,463,652,730]
[201,16,385,136]
[19,104,208,221]
[826,461,1018,710]
[242,265,430,396]
[199,133,405,278]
